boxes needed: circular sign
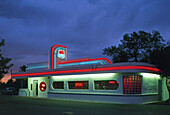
[40,82,46,92]
[57,49,66,59]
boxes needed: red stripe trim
[59,58,111,64]
[11,66,160,77]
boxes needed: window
[123,75,142,94]
[53,81,64,89]
[94,80,119,90]
[68,81,88,89]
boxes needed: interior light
[140,73,160,79]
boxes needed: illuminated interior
[94,80,119,90]
[123,75,142,94]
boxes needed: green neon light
[140,73,160,79]
[52,73,116,80]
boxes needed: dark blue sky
[0,0,170,81]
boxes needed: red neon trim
[11,66,160,77]
[51,44,67,69]
[59,58,111,64]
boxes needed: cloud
[0,0,170,75]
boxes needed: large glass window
[53,81,64,89]
[123,75,142,94]
[94,80,119,90]
[68,81,88,89]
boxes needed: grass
[0,95,170,115]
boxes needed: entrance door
[33,80,38,97]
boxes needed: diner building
[11,44,169,104]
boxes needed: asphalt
[0,95,170,115]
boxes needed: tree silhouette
[0,37,13,80]
[19,65,27,72]
[150,45,170,76]
[103,30,166,63]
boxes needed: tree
[150,45,170,76]
[150,45,170,102]
[0,82,6,90]
[0,37,13,80]
[13,79,21,92]
[103,30,166,63]
[19,65,27,72]
[6,79,14,87]
[14,65,28,91]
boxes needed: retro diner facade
[11,44,169,104]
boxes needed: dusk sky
[0,0,170,82]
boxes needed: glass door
[33,80,38,97]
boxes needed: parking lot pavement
[0,96,170,115]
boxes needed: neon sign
[49,44,67,69]
[57,49,66,59]
[40,82,46,92]
[75,83,83,87]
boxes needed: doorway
[33,80,38,97]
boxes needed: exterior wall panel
[28,77,49,97]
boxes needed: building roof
[11,59,160,78]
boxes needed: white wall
[141,73,160,94]
[49,73,162,95]
[19,88,30,96]
[161,77,169,101]
[28,77,49,97]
